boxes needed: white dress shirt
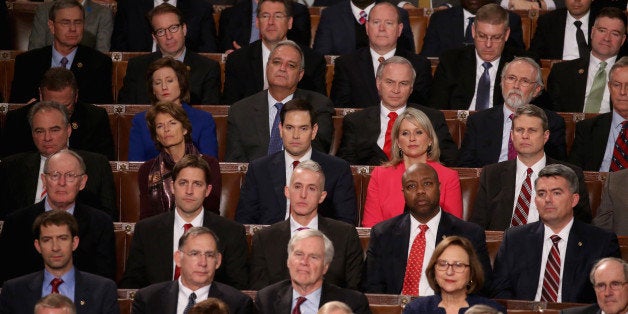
[511,155,546,224]
[534,219,574,302]
[563,12,590,60]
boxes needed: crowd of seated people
[5,0,628,312]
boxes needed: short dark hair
[49,0,85,21]
[279,98,317,126]
[257,0,293,17]
[35,294,76,314]
[146,57,191,104]
[595,7,627,33]
[188,298,230,314]
[178,226,222,253]
[147,3,185,30]
[535,164,579,194]
[512,104,549,132]
[145,102,193,150]
[40,67,78,95]
[172,154,212,185]
[28,101,71,129]
[425,235,484,294]
[32,210,79,241]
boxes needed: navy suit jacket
[568,112,612,171]
[547,54,593,112]
[492,220,620,303]
[0,270,119,314]
[363,211,492,294]
[420,6,524,58]
[111,0,218,52]
[330,47,432,107]
[470,157,592,231]
[256,280,371,314]
[458,105,567,167]
[312,0,415,55]
[120,210,248,289]
[132,281,254,314]
[235,149,357,225]
[336,104,459,166]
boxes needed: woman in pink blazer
[362,107,463,227]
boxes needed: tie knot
[600,61,607,69]
[50,278,63,294]
[296,296,307,306]
[183,223,193,233]
[550,235,561,244]
[60,57,69,69]
[468,16,475,23]
[275,102,283,110]
[388,112,398,119]
[509,113,514,120]
[189,292,197,302]
[574,20,582,28]
[360,10,367,18]
[419,224,429,232]
[293,160,300,168]
[378,56,385,63]
[482,62,492,71]
[296,226,309,232]
[526,168,533,176]
[622,121,628,129]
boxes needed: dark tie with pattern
[610,121,628,171]
[268,102,284,155]
[464,17,474,45]
[183,292,196,314]
[541,235,561,302]
[50,278,63,294]
[60,57,69,69]
[292,296,307,314]
[511,168,533,227]
[574,20,589,59]
[476,62,492,110]
[358,10,367,25]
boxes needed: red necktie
[174,223,193,280]
[541,235,561,302]
[401,224,428,295]
[507,114,517,160]
[610,121,628,172]
[511,168,533,227]
[383,112,398,159]
[50,278,63,294]
[293,160,300,169]
[292,296,307,314]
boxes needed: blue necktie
[183,292,196,314]
[475,62,492,110]
[464,17,474,45]
[268,102,284,154]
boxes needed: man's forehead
[475,21,508,33]
[152,12,180,25]
[40,223,72,235]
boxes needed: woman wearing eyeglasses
[404,236,505,314]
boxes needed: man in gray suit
[28,0,113,53]
[593,169,628,235]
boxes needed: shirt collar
[292,285,322,300]
[350,2,375,22]
[611,109,627,128]
[543,217,574,240]
[284,147,313,167]
[174,207,205,229]
[370,47,396,61]
[516,153,546,173]
[44,197,76,215]
[379,103,406,117]
[178,277,211,298]
[52,46,78,67]
[43,266,76,287]
[289,214,319,233]
[409,208,442,232]
[567,10,590,25]
[267,91,294,108]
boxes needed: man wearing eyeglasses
[117,3,221,104]
[547,7,627,113]
[9,0,112,104]
[121,155,248,291]
[363,163,492,295]
[0,149,115,285]
[132,226,253,314]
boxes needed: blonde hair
[385,107,440,166]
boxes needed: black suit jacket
[120,210,248,289]
[0,102,115,160]
[420,6,524,58]
[0,270,119,314]
[491,220,620,303]
[470,157,592,231]
[429,45,524,109]
[132,280,254,314]
[458,105,567,167]
[547,54,592,112]
[225,89,335,162]
[330,47,432,107]
[561,304,602,314]
[235,150,357,225]
[218,0,311,52]
[0,150,117,220]
[529,9,594,60]
[9,45,112,104]
[111,0,218,52]
[337,104,459,166]
[117,50,221,104]
[363,211,492,294]
[256,280,371,314]
[0,202,115,283]
[249,216,363,290]
[0,0,10,51]
[222,40,327,104]
[568,112,612,171]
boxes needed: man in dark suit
[0,205,117,314]
[235,99,355,224]
[363,163,492,295]
[569,56,628,171]
[9,0,112,104]
[429,3,525,110]
[111,0,218,52]
[0,67,115,160]
[0,149,115,284]
[256,229,371,314]
[421,0,524,58]
[116,3,221,105]
[218,0,311,52]
[547,8,626,113]
[459,57,567,168]
[492,164,620,303]
[0,102,116,220]
[132,227,254,314]
[470,104,591,231]
[330,2,432,108]
[225,40,335,162]
[249,160,363,290]
[562,257,628,314]
[120,155,248,290]
[337,56,458,166]
[222,0,326,104]
[312,0,415,56]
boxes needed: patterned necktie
[584,61,607,113]
[59,57,69,69]
[541,235,561,302]
[383,112,398,159]
[476,62,492,110]
[464,17,475,45]
[610,121,628,172]
[183,292,196,314]
[174,223,193,280]
[292,296,307,314]
[401,224,429,295]
[511,168,533,227]
[358,10,367,25]
[507,114,517,160]
[268,102,284,155]
[574,21,589,59]
[50,278,64,294]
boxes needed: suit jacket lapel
[594,114,613,169]
[452,7,465,43]
[253,91,272,149]
[562,221,588,301]
[359,49,379,105]
[165,281,179,314]
[251,41,264,90]
[393,215,412,291]
[340,2,356,48]
[462,48,477,104]
[365,107,387,158]
[25,153,43,205]
[574,56,589,108]
[488,107,505,161]
[269,152,288,215]
[158,212,177,278]
[74,271,90,312]
[274,281,293,312]
[497,160,517,227]
[27,271,45,306]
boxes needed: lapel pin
[186,66,191,72]
[442,235,447,240]
[578,242,583,246]
[578,69,584,74]
[71,122,79,130]
[80,300,85,306]
[77,62,83,68]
